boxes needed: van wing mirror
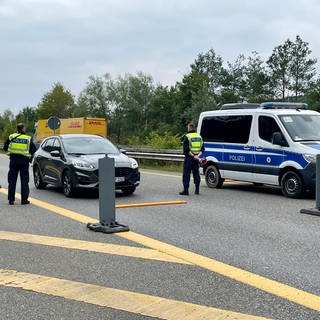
[272,132,287,147]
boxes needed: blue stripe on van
[202,143,309,168]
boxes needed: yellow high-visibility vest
[186,132,203,155]
[7,133,31,158]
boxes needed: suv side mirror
[272,132,287,147]
[50,150,61,157]
[119,148,127,154]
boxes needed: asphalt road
[0,154,320,319]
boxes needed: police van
[198,102,320,198]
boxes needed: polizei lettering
[229,155,245,162]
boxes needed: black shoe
[9,201,14,205]
[179,190,189,196]
[195,186,200,195]
[21,200,30,205]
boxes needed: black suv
[32,134,140,197]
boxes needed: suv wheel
[33,166,47,189]
[62,170,75,197]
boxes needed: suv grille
[115,167,132,177]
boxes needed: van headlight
[131,158,138,169]
[72,159,95,169]
[303,154,317,163]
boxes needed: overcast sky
[1,0,320,113]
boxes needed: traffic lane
[0,191,277,319]
[1,235,319,320]
[0,287,154,320]
[1,171,320,317]
[0,192,144,248]
[123,173,320,295]
[1,159,320,297]
[1,160,320,296]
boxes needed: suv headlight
[303,154,317,163]
[131,158,138,169]
[72,159,95,169]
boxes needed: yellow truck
[34,117,107,143]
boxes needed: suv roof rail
[260,102,308,109]
[220,103,260,110]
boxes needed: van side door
[220,114,254,181]
[253,115,286,185]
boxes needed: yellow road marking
[118,232,320,312]
[1,188,319,312]
[0,230,190,265]
[116,200,187,208]
[141,170,181,178]
[0,268,269,320]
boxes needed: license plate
[115,177,125,182]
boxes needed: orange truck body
[34,117,107,143]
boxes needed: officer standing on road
[3,123,36,205]
[179,123,204,196]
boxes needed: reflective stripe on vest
[186,133,203,155]
[7,133,31,158]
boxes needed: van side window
[200,115,252,143]
[259,116,282,143]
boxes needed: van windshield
[279,114,320,142]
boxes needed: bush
[145,131,180,149]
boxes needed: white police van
[198,102,320,198]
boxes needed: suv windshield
[62,137,119,155]
[279,114,320,142]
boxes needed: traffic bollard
[87,155,129,233]
[300,154,320,216]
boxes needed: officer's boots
[195,185,200,195]
[179,188,189,196]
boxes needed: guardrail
[0,142,184,162]
[120,147,184,162]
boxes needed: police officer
[179,123,204,196]
[3,123,36,205]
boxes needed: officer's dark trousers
[8,155,30,203]
[182,156,200,190]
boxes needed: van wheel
[62,170,75,197]
[33,165,47,189]
[205,165,224,188]
[281,171,303,198]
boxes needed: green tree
[244,51,271,102]
[0,109,16,140]
[175,71,217,133]
[37,83,75,119]
[305,77,320,111]
[77,74,112,118]
[219,55,247,104]
[267,38,293,100]
[190,48,224,94]
[108,72,155,143]
[289,35,317,99]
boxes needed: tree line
[1,35,320,148]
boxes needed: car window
[52,138,61,152]
[42,138,54,153]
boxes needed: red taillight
[200,158,207,166]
